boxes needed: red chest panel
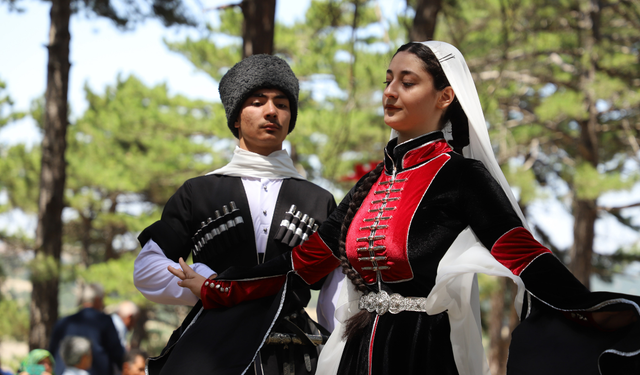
[346,150,451,284]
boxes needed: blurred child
[17,349,54,375]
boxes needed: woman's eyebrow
[386,69,419,77]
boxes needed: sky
[0,0,405,145]
[0,0,308,145]
[0,0,639,271]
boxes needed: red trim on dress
[347,153,451,284]
[291,232,341,285]
[491,227,551,276]
[368,314,380,375]
[201,275,286,309]
[401,139,452,170]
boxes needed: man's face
[235,88,291,156]
[122,355,146,375]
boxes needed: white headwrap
[318,41,527,375]
[207,146,304,179]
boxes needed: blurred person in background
[49,283,123,375]
[0,357,15,375]
[59,336,92,375]
[120,350,147,375]
[17,349,54,375]
[110,301,139,350]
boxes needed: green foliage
[78,252,150,308]
[63,75,228,263]
[28,253,60,283]
[165,36,241,82]
[0,253,29,342]
[167,0,403,195]
[502,163,540,205]
[0,78,25,128]
[0,144,40,214]
[439,0,640,253]
[0,297,29,341]
[573,163,636,200]
[535,90,586,123]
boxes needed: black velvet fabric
[318,132,523,297]
[508,299,639,375]
[151,274,321,375]
[338,311,459,375]
[314,132,640,374]
[138,175,337,274]
[139,174,337,375]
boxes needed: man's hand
[168,257,207,299]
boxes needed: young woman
[171,41,640,375]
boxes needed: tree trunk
[570,198,597,288]
[129,307,149,349]
[409,0,442,42]
[81,214,92,266]
[29,0,71,351]
[241,0,276,58]
[487,278,518,375]
[569,0,600,289]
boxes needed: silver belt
[358,290,429,315]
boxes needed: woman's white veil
[317,41,527,375]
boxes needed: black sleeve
[137,181,194,262]
[456,160,598,312]
[458,160,524,249]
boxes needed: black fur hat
[219,54,299,138]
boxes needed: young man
[134,54,339,375]
[121,349,147,375]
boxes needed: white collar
[207,146,305,180]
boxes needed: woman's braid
[338,162,384,291]
[338,162,385,339]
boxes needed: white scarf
[318,41,527,375]
[207,146,304,180]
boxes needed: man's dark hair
[123,348,148,364]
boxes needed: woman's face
[383,51,453,143]
[38,357,53,373]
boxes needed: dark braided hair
[339,162,385,340]
[394,43,470,154]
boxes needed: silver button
[263,185,268,191]
[263,210,267,215]
[263,228,268,234]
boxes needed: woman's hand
[168,257,207,299]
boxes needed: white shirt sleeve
[316,267,344,332]
[134,239,216,306]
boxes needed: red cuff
[491,227,551,276]
[292,232,340,284]
[200,276,286,309]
